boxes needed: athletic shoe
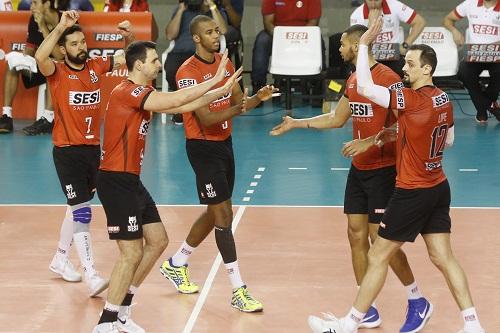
[87,274,109,297]
[457,328,485,333]
[0,114,13,133]
[49,255,82,282]
[400,297,433,333]
[91,322,119,333]
[159,258,199,294]
[359,306,382,328]
[308,313,353,333]
[22,116,53,135]
[231,285,263,313]
[171,113,183,125]
[475,115,488,124]
[117,305,144,333]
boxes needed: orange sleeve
[124,85,155,110]
[176,65,200,90]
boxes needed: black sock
[98,309,118,324]
[215,225,237,264]
[121,292,134,306]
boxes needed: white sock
[104,301,120,312]
[44,109,54,122]
[462,307,483,331]
[406,281,423,300]
[55,206,74,260]
[73,231,97,277]
[2,106,12,117]
[224,261,244,289]
[128,285,138,294]
[344,307,365,332]
[171,241,195,267]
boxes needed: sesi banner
[0,11,153,120]
[465,44,500,63]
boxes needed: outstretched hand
[117,20,134,40]
[341,139,372,158]
[374,126,397,147]
[359,15,383,46]
[221,66,243,95]
[256,85,279,102]
[214,50,229,83]
[269,116,296,136]
[241,88,249,114]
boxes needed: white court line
[242,197,251,202]
[246,190,254,194]
[181,205,246,333]
[250,182,258,187]
[288,167,307,170]
[330,167,349,171]
[254,174,262,179]
[257,167,266,172]
[459,168,478,172]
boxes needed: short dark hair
[57,25,83,46]
[408,44,437,75]
[125,41,157,71]
[343,24,368,42]
[189,15,214,36]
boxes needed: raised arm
[35,10,79,77]
[443,10,465,46]
[113,20,136,68]
[356,16,391,108]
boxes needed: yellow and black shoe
[160,258,199,294]
[231,285,263,313]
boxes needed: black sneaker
[171,113,183,125]
[0,114,13,133]
[22,117,53,135]
[488,102,500,121]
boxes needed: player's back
[390,85,454,189]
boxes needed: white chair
[160,36,227,124]
[269,26,322,111]
[414,27,459,77]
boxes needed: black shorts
[53,145,100,206]
[186,137,235,205]
[344,165,396,223]
[97,171,161,240]
[378,179,452,243]
[21,70,46,89]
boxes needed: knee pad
[215,225,237,264]
[71,202,91,232]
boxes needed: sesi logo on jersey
[350,102,374,117]
[395,89,405,109]
[69,89,101,105]
[138,119,150,136]
[432,92,450,108]
[131,86,145,97]
[177,78,197,89]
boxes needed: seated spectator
[164,0,229,124]
[218,0,244,53]
[444,0,500,123]
[0,0,63,135]
[1,0,13,11]
[350,0,426,77]
[104,0,158,41]
[251,0,322,95]
[18,0,93,11]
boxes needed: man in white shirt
[444,0,500,123]
[0,0,13,10]
[351,0,426,77]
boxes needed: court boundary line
[181,205,246,333]
[1,204,499,209]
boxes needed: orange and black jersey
[99,80,154,175]
[46,56,113,147]
[344,63,402,170]
[389,85,454,189]
[176,53,235,141]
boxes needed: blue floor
[1,97,500,207]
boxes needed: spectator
[350,0,426,77]
[444,0,500,123]
[251,0,322,95]
[18,0,93,11]
[1,0,13,11]
[104,0,158,41]
[0,0,63,135]
[218,0,244,52]
[164,0,229,124]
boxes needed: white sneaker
[49,255,82,282]
[117,305,145,333]
[308,313,353,333]
[87,274,109,297]
[458,328,486,333]
[91,322,119,333]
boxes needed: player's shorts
[186,137,234,205]
[97,170,162,240]
[344,164,396,223]
[378,179,452,242]
[21,69,46,89]
[53,145,100,206]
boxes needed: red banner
[0,12,153,119]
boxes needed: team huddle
[35,8,485,333]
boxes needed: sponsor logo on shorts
[131,86,145,97]
[128,216,139,232]
[69,89,101,106]
[108,226,120,233]
[205,183,216,198]
[374,208,385,214]
[65,184,76,199]
[379,221,386,229]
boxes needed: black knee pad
[215,225,237,264]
